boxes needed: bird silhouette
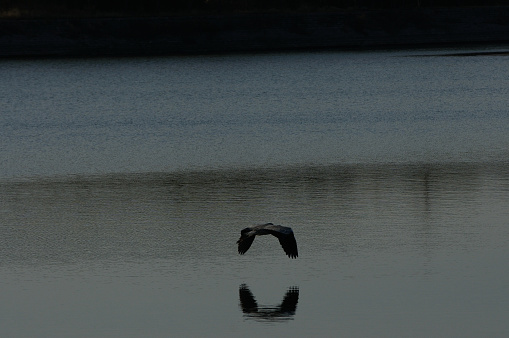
[239,284,299,321]
[237,223,298,258]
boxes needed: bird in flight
[237,223,298,258]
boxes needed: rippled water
[1,47,509,336]
[2,47,509,178]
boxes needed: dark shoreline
[2,7,509,58]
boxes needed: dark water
[1,48,509,336]
[1,47,509,178]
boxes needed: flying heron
[237,223,298,258]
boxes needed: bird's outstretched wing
[237,232,256,255]
[277,232,298,258]
[239,284,258,313]
[279,287,299,314]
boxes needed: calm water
[1,47,509,337]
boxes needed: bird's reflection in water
[238,284,299,322]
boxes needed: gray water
[1,47,509,337]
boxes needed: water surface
[1,47,509,337]
[2,47,508,178]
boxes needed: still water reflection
[1,47,509,336]
[1,163,509,336]
[239,284,299,322]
